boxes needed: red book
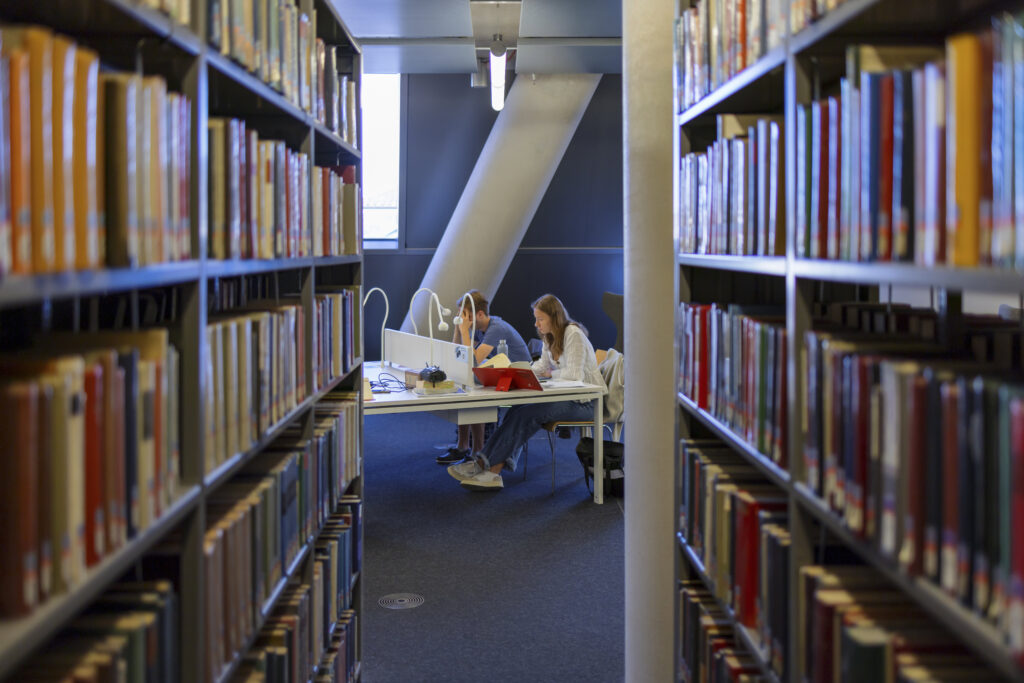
[877,73,895,260]
[0,381,38,616]
[827,95,842,259]
[773,327,787,468]
[848,355,875,536]
[902,374,928,576]
[732,489,787,630]
[941,380,960,596]
[83,364,105,567]
[813,100,830,258]
[696,305,710,410]
[321,168,331,256]
[1011,398,1024,662]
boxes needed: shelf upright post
[180,38,210,682]
[624,0,677,677]
[786,46,815,683]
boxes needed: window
[360,73,401,244]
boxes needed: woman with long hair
[447,293,608,491]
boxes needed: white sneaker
[448,459,482,482]
[461,470,504,491]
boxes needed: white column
[401,73,600,333]
[623,0,676,680]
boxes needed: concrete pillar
[623,0,676,679]
[401,73,600,333]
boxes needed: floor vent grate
[378,593,425,610]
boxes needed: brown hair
[531,293,588,358]
[455,289,489,316]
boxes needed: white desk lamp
[453,293,477,362]
[408,286,451,367]
[362,287,390,366]
[409,287,451,337]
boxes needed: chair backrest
[602,292,624,353]
[599,348,625,428]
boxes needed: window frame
[360,73,405,251]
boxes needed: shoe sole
[447,466,480,482]
[436,455,466,465]
[461,481,503,491]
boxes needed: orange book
[72,47,100,269]
[946,32,984,267]
[0,381,38,617]
[143,76,167,265]
[0,53,11,276]
[83,363,105,567]
[51,35,75,271]
[6,47,30,274]
[1,27,55,272]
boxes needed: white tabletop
[362,361,608,503]
[362,361,604,413]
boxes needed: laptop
[472,366,544,391]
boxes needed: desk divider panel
[383,329,474,386]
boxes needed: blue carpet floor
[361,412,625,683]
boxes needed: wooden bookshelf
[0,0,366,680]
[674,0,1024,681]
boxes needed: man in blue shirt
[436,289,532,464]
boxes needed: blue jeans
[478,400,596,472]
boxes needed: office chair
[521,348,625,494]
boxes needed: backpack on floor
[575,436,624,498]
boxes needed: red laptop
[472,366,544,392]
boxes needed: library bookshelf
[674,0,1024,681]
[0,1,366,681]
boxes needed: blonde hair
[531,294,587,358]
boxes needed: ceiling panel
[329,0,472,38]
[515,45,621,74]
[361,44,479,74]
[519,0,621,38]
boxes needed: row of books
[313,289,360,391]
[278,398,363,545]
[801,329,1024,650]
[205,306,305,473]
[679,581,766,682]
[680,441,1008,680]
[800,564,1000,681]
[805,26,1024,267]
[232,609,358,683]
[205,447,359,683]
[0,26,193,276]
[678,115,784,256]
[208,0,359,146]
[674,0,851,112]
[679,441,789,675]
[208,117,360,260]
[0,329,181,617]
[677,301,788,468]
[11,579,180,682]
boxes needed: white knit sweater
[531,324,607,394]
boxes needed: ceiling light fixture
[489,38,506,111]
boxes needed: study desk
[363,361,608,503]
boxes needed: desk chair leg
[547,431,557,495]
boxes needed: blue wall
[364,74,623,360]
